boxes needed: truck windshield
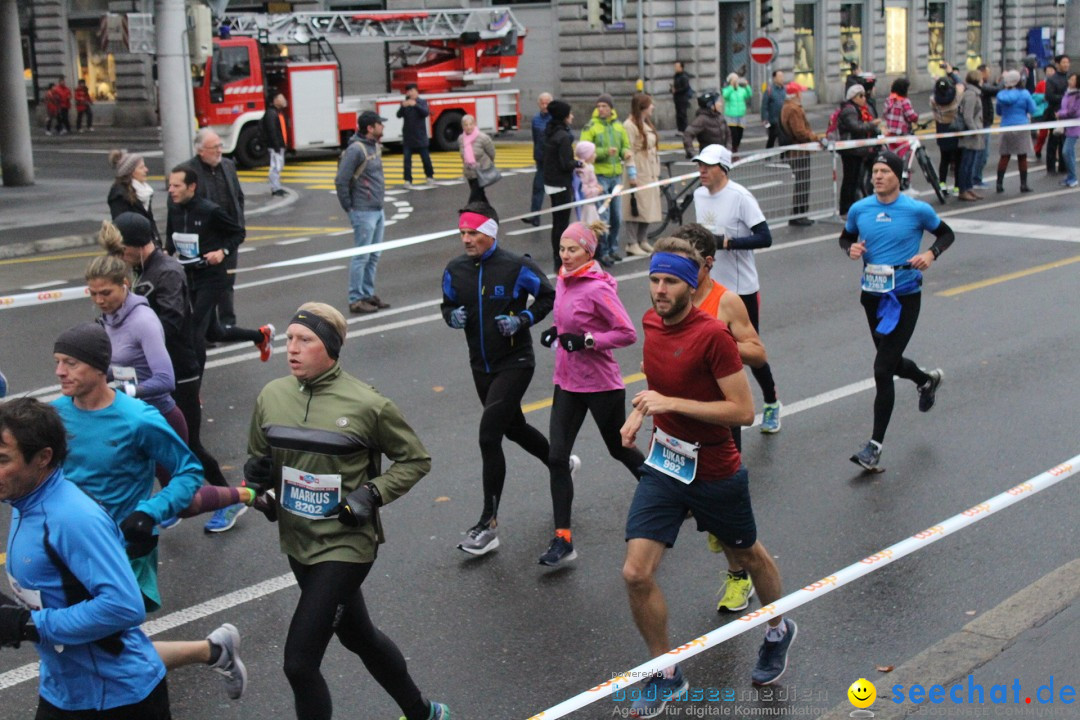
[212,46,252,86]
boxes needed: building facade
[16,0,1077,128]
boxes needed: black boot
[1019,170,1031,193]
[996,170,1005,193]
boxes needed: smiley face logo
[848,678,876,708]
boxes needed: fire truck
[192,8,526,167]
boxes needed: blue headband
[649,252,700,289]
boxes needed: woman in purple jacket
[536,220,645,567]
[1055,72,1080,188]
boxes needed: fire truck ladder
[219,8,526,46]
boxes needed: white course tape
[525,454,1080,720]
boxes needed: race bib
[111,365,137,384]
[172,232,200,259]
[7,573,42,611]
[861,263,896,293]
[645,427,700,484]
[280,465,341,520]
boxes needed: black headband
[290,311,343,359]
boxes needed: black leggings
[466,177,489,204]
[171,376,228,486]
[189,273,262,370]
[549,189,572,273]
[36,678,170,719]
[730,125,745,154]
[472,366,551,525]
[840,153,869,215]
[937,147,962,186]
[284,558,428,720]
[547,386,645,529]
[860,292,931,443]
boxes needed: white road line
[275,237,312,246]
[238,247,255,253]
[329,229,353,236]
[22,280,66,290]
[234,265,346,290]
[0,377,879,693]
[946,218,1080,243]
[507,224,553,236]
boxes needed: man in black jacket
[441,202,556,556]
[1044,55,1070,173]
[261,93,288,197]
[397,83,435,188]
[671,61,693,132]
[541,99,576,272]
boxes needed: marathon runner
[245,302,449,720]
[441,202,556,556]
[839,150,952,470]
[618,244,796,717]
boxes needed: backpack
[825,105,844,142]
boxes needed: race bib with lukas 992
[280,465,342,520]
[645,427,700,484]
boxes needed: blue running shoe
[752,618,798,685]
[204,503,247,533]
[159,516,182,530]
[760,402,781,433]
[629,667,689,718]
[399,701,451,720]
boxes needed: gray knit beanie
[53,322,112,374]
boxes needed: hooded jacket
[542,121,576,190]
[1055,88,1080,138]
[334,134,385,212]
[683,107,732,157]
[996,88,1037,127]
[551,262,637,393]
[101,291,176,413]
[580,108,631,177]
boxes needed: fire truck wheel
[433,111,465,152]
[234,124,269,168]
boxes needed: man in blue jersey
[838,151,955,470]
[0,398,171,718]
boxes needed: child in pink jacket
[572,140,604,224]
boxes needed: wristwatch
[584,332,595,349]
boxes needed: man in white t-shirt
[692,144,783,433]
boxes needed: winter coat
[54,83,72,109]
[580,109,631,178]
[683,107,732,157]
[75,85,92,111]
[133,247,200,382]
[396,97,431,149]
[261,105,287,151]
[551,262,637,393]
[958,85,985,151]
[184,156,244,225]
[980,80,1001,126]
[760,82,786,125]
[1055,89,1080,139]
[458,131,496,180]
[108,183,160,246]
[542,122,576,190]
[334,134,384,212]
[531,110,551,164]
[622,119,662,223]
[722,84,753,119]
[996,88,1037,127]
[1044,71,1069,113]
[838,101,878,157]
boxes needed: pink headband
[459,211,499,238]
[561,222,597,256]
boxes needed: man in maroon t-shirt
[617,239,796,715]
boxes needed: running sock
[555,528,572,543]
[661,666,677,680]
[207,641,222,666]
[728,569,749,580]
[765,621,788,642]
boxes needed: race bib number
[280,465,341,520]
[111,365,137,384]
[7,573,42,611]
[861,263,895,293]
[172,232,200,260]
[645,427,700,484]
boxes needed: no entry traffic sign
[750,36,777,64]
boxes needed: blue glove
[449,306,467,329]
[495,314,527,337]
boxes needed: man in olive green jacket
[580,93,631,264]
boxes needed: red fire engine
[191,8,526,167]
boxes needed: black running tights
[736,292,778,450]
[171,377,228,486]
[548,386,645,529]
[860,291,931,443]
[284,558,427,720]
[472,367,551,525]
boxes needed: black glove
[119,511,157,559]
[558,333,588,352]
[540,326,559,348]
[0,593,34,648]
[324,484,381,527]
[243,455,274,493]
[253,489,279,523]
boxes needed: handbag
[477,162,502,188]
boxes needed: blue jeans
[958,149,979,192]
[1063,136,1078,184]
[973,143,990,186]
[348,209,384,302]
[402,145,434,183]
[530,164,545,214]
[596,174,622,257]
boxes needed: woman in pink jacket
[536,220,644,567]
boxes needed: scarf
[132,179,154,211]
[461,127,480,166]
[858,103,875,124]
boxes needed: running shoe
[752,618,797,686]
[204,503,248,533]
[918,368,944,412]
[629,667,689,718]
[257,323,275,362]
[850,440,882,470]
[457,522,499,556]
[0,368,7,398]
[569,454,581,479]
[538,536,578,567]
[399,702,451,720]
[760,402,781,433]
[207,623,247,700]
[706,533,724,553]
[716,571,755,613]
[159,516,181,530]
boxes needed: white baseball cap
[692,144,733,172]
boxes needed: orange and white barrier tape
[0,285,90,310]
[525,454,1079,719]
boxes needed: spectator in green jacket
[723,72,754,153]
[580,93,632,265]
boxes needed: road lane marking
[937,253,1080,297]
[22,280,66,289]
[946,218,1080,243]
[275,237,312,246]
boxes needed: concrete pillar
[0,0,34,186]
[1067,0,1080,59]
[156,0,194,172]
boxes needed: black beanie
[547,100,572,123]
[872,150,905,182]
[114,212,154,248]
[53,322,112,374]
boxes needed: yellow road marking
[937,254,1080,297]
[521,373,645,413]
[0,250,101,266]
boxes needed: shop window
[885,7,907,75]
[966,0,984,70]
[927,2,947,77]
[74,28,115,100]
[793,3,815,90]
[840,3,863,79]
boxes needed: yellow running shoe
[716,571,755,613]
